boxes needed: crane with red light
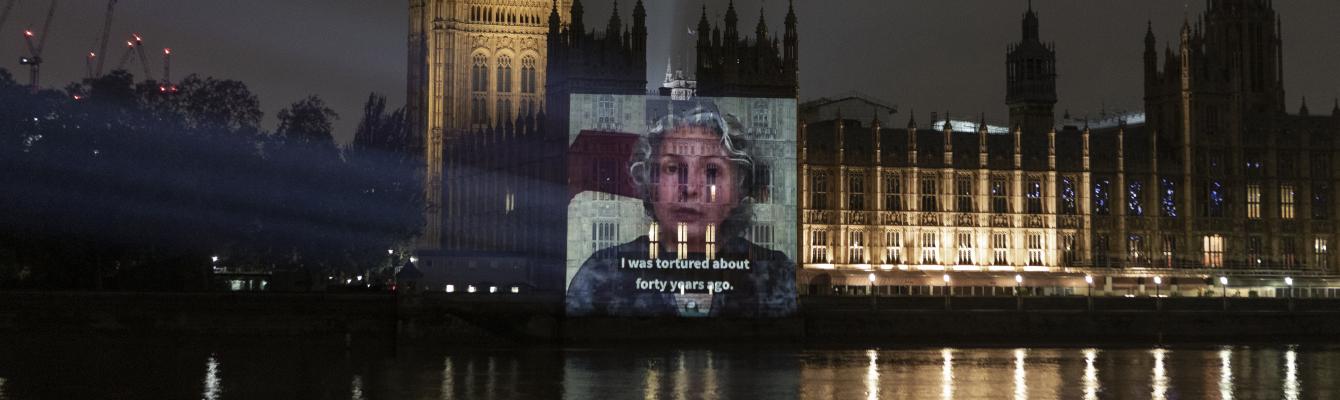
[18,0,56,91]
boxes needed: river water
[1,335,1336,399]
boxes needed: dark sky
[4,1,1338,142]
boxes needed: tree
[277,96,338,145]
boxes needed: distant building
[798,1,1340,296]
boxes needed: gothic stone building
[798,1,1340,297]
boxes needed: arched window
[471,54,488,93]
[497,56,513,93]
[521,57,538,94]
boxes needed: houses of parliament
[409,0,1340,296]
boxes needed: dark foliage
[0,69,421,291]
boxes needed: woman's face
[651,125,739,249]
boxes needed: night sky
[3,0,1338,143]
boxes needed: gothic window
[1282,237,1298,268]
[992,233,1009,265]
[496,56,513,93]
[920,232,939,264]
[495,98,512,126]
[706,165,720,203]
[1281,184,1297,220]
[1247,184,1262,219]
[1060,177,1077,215]
[751,101,772,138]
[921,179,939,212]
[848,173,865,211]
[592,221,618,252]
[521,57,538,94]
[647,223,659,259]
[1161,236,1176,268]
[848,231,865,264]
[755,165,773,204]
[676,223,689,260]
[956,232,974,265]
[1062,234,1077,265]
[1160,178,1178,217]
[884,174,902,211]
[1247,236,1264,267]
[884,231,902,264]
[1128,235,1146,264]
[1313,152,1331,178]
[812,172,829,209]
[706,224,717,261]
[1026,180,1043,214]
[1127,180,1144,216]
[1315,238,1330,270]
[956,177,974,213]
[1314,182,1330,220]
[596,95,616,130]
[1207,181,1226,218]
[1203,235,1225,268]
[1093,178,1111,215]
[992,179,1009,213]
[471,54,489,93]
[748,224,775,248]
[809,230,829,263]
[1026,233,1044,266]
[1094,235,1110,267]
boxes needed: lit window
[884,231,902,264]
[812,172,829,209]
[1160,178,1177,217]
[1060,178,1077,215]
[1315,238,1329,270]
[707,166,720,203]
[957,177,974,212]
[1283,237,1299,268]
[1281,184,1296,220]
[957,232,974,265]
[706,224,717,261]
[647,222,659,259]
[1093,178,1111,215]
[921,232,939,264]
[810,230,829,263]
[921,179,939,212]
[1161,236,1176,268]
[1203,235,1225,268]
[1128,235,1145,264]
[993,233,1010,265]
[1247,184,1262,219]
[1062,234,1077,265]
[676,223,688,260]
[1027,234,1044,266]
[1127,180,1144,216]
[991,179,1009,213]
[1027,181,1043,214]
[1207,181,1226,217]
[848,231,865,263]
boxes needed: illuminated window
[706,165,720,203]
[520,56,538,94]
[1127,180,1144,216]
[1062,234,1077,265]
[593,221,618,252]
[751,101,772,138]
[848,173,865,211]
[956,177,974,212]
[991,179,1009,213]
[993,233,1009,265]
[812,172,829,209]
[647,223,659,259]
[921,179,939,212]
[1027,233,1044,266]
[1315,238,1329,270]
[1094,235,1110,267]
[1027,180,1043,214]
[1247,236,1264,267]
[1203,235,1225,268]
[676,223,688,260]
[1160,178,1177,217]
[809,230,829,263]
[1281,184,1296,220]
[1206,181,1226,217]
[747,223,774,248]
[754,165,772,204]
[1283,237,1299,268]
[883,174,902,211]
[674,161,689,203]
[504,192,515,213]
[1128,235,1145,264]
[1313,182,1330,220]
[848,231,865,263]
[956,232,974,265]
[1060,178,1077,215]
[1246,184,1262,219]
[920,232,939,264]
[596,95,616,130]
[1161,236,1176,268]
[884,231,902,264]
[1093,178,1111,215]
[705,224,717,260]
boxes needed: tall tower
[409,0,571,250]
[1005,1,1057,135]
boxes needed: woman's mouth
[671,207,704,221]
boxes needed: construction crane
[115,33,154,81]
[18,0,56,91]
[92,0,116,77]
[159,47,176,93]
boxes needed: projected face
[651,125,739,250]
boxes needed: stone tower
[1005,1,1058,136]
[409,0,570,250]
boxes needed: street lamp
[1153,276,1162,297]
[1219,276,1229,310]
[1015,274,1024,311]
[1285,276,1295,311]
[1084,275,1095,311]
[867,273,877,310]
[943,274,952,310]
[387,249,394,255]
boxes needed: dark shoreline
[4,292,1340,346]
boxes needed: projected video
[564,95,798,318]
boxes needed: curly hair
[628,107,760,240]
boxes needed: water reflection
[0,335,1337,399]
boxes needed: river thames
[1,335,1336,399]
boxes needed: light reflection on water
[1,338,1339,399]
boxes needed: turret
[632,0,646,59]
[1300,96,1310,116]
[783,0,799,79]
[978,114,989,168]
[1144,21,1158,89]
[571,0,585,38]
